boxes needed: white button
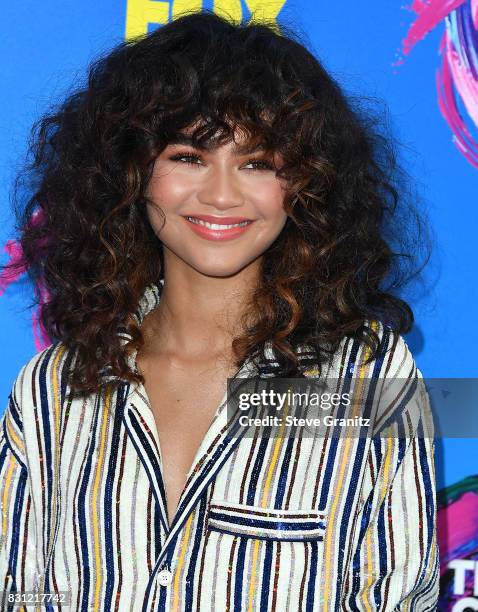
[157,569,173,586]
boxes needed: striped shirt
[0,280,439,611]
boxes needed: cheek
[146,166,193,211]
[253,181,287,220]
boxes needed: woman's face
[145,125,288,278]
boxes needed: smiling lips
[183,214,255,241]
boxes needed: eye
[169,153,202,166]
[243,158,275,171]
[168,151,276,172]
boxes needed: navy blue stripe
[414,435,435,583]
[246,432,269,507]
[274,410,299,508]
[2,418,26,470]
[348,437,384,610]
[7,393,22,433]
[373,488,387,607]
[78,388,103,612]
[157,544,176,611]
[6,465,27,597]
[38,345,56,561]
[348,489,374,611]
[234,538,247,612]
[154,500,162,559]
[37,345,58,604]
[208,511,325,531]
[259,540,273,609]
[103,384,126,610]
[0,437,8,467]
[396,436,407,468]
[126,407,169,533]
[184,494,207,611]
[305,540,319,612]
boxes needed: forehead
[166,119,272,155]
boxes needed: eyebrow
[167,134,267,156]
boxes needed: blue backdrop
[1,2,477,608]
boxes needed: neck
[141,255,261,360]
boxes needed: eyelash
[168,152,275,171]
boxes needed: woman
[0,10,438,611]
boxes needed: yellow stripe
[261,395,290,503]
[5,417,25,455]
[92,384,111,610]
[172,512,194,611]
[1,456,16,541]
[323,320,378,611]
[303,367,320,376]
[247,539,261,612]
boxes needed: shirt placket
[121,361,261,609]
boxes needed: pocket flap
[207,499,327,541]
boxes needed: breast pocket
[206,499,327,541]
[202,499,329,610]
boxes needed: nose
[197,164,245,210]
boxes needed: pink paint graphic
[437,475,478,608]
[399,0,478,168]
[0,207,51,351]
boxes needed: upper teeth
[186,217,250,229]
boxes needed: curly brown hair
[4,10,432,397]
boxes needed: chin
[190,258,256,278]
